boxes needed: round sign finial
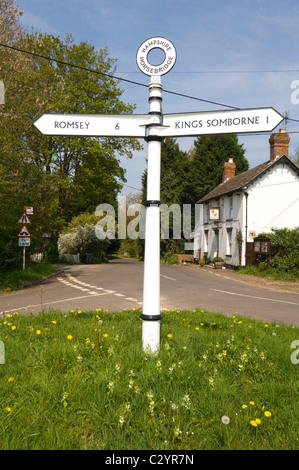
[136,37,176,76]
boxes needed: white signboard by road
[34,114,152,138]
[155,107,284,138]
[18,237,30,247]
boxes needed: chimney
[269,128,290,161]
[222,158,236,183]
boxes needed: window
[229,197,233,218]
[204,230,209,252]
[226,228,232,256]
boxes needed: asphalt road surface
[0,258,298,326]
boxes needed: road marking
[1,292,113,314]
[161,274,176,281]
[210,289,299,306]
[57,275,141,306]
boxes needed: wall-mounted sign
[136,37,176,76]
[210,207,220,221]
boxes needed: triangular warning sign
[17,225,31,238]
[17,212,31,225]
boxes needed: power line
[0,42,239,109]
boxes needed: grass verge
[0,263,59,294]
[0,308,298,450]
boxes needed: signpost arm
[140,76,163,353]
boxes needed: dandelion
[181,394,191,410]
[255,418,261,424]
[242,404,248,409]
[103,333,108,338]
[85,337,91,344]
[221,415,230,425]
[6,407,12,413]
[107,382,114,395]
[11,326,16,330]
[67,335,73,340]
[249,401,255,406]
[264,411,272,417]
[36,330,41,335]
[167,333,173,338]
[250,420,258,427]
[52,320,57,324]
[8,377,14,382]
[128,378,134,389]
[119,416,124,425]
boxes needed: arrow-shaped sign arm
[151,107,284,138]
[34,113,152,138]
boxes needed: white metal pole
[141,76,163,353]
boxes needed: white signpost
[34,37,284,353]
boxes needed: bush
[260,227,299,272]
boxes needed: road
[0,258,298,326]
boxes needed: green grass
[0,262,59,293]
[0,307,298,450]
[238,265,299,282]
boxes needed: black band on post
[145,200,161,207]
[140,313,163,321]
[144,135,164,143]
[148,96,162,102]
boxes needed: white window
[229,197,233,218]
[204,230,209,252]
[226,228,232,256]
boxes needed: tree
[0,28,142,268]
[186,134,249,203]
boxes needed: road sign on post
[34,37,284,354]
[17,208,33,271]
[18,238,31,247]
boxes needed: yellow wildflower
[264,411,271,417]
[8,377,14,382]
[67,335,73,340]
[167,334,173,338]
[11,326,16,330]
[36,330,41,335]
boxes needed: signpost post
[34,37,284,353]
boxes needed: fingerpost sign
[34,37,283,353]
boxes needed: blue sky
[16,0,299,195]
